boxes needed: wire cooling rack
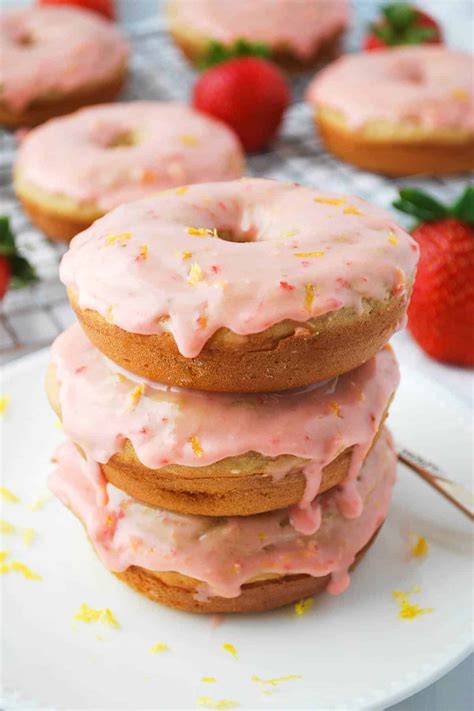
[0,16,470,363]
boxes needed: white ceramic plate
[1,349,472,711]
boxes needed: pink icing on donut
[307,46,474,131]
[170,0,349,60]
[0,6,128,112]
[60,178,419,358]
[16,102,244,211]
[51,322,399,528]
[49,429,396,599]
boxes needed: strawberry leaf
[393,188,447,222]
[0,215,38,288]
[383,3,417,30]
[450,185,474,225]
[199,39,270,70]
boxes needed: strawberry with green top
[393,186,474,367]
[192,40,290,153]
[364,2,442,50]
[0,216,38,300]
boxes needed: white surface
[1,349,472,710]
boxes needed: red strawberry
[0,216,38,300]
[393,187,474,367]
[364,2,442,50]
[192,41,290,153]
[37,0,115,21]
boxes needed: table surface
[1,1,472,709]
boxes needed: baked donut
[46,322,399,518]
[166,0,349,71]
[49,429,396,613]
[60,178,418,391]
[307,46,474,176]
[14,102,244,243]
[0,6,128,128]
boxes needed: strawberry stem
[199,39,270,70]
[372,2,437,45]
[393,186,474,226]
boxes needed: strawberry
[364,2,442,50]
[192,40,290,153]
[37,0,115,21]
[393,187,474,367]
[0,216,38,300]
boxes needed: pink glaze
[170,0,349,60]
[60,178,419,358]
[49,429,396,599]
[16,102,244,211]
[51,323,399,528]
[0,6,128,113]
[307,46,474,131]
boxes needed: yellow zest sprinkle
[105,231,132,247]
[150,642,169,653]
[197,315,208,329]
[201,677,217,683]
[0,561,41,580]
[180,133,199,146]
[188,262,204,285]
[74,603,120,627]
[294,251,325,258]
[0,394,11,415]
[343,205,362,216]
[0,520,15,534]
[304,283,314,312]
[189,436,203,457]
[0,487,19,504]
[54,417,63,430]
[410,535,429,558]
[175,186,188,195]
[197,697,239,710]
[138,243,148,260]
[452,87,469,102]
[22,528,35,546]
[252,674,303,687]
[0,551,9,562]
[129,384,145,409]
[105,306,114,324]
[181,250,193,260]
[330,400,342,417]
[314,197,345,206]
[186,227,217,238]
[388,231,398,246]
[221,642,238,659]
[294,597,314,616]
[105,515,115,528]
[282,229,298,239]
[29,493,51,512]
[392,588,433,620]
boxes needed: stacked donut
[47,178,419,613]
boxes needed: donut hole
[15,30,35,47]
[216,226,258,243]
[105,129,142,149]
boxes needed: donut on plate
[60,178,418,391]
[0,6,128,129]
[307,46,474,176]
[166,0,349,71]
[49,429,396,613]
[46,322,399,518]
[14,102,244,242]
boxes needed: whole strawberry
[192,40,290,153]
[0,216,38,300]
[394,187,474,367]
[364,2,442,50]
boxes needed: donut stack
[47,178,419,613]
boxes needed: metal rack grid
[0,18,469,363]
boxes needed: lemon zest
[314,197,345,206]
[343,205,363,216]
[138,243,148,260]
[129,384,145,409]
[252,674,303,687]
[294,251,325,258]
[201,677,217,683]
[186,227,216,237]
[73,603,120,627]
[452,88,469,102]
[22,528,35,546]
[175,186,188,195]
[189,436,203,457]
[0,395,11,415]
[410,535,429,558]
[392,588,432,619]
[181,250,193,260]
[304,283,314,312]
[188,262,204,285]
[150,642,169,653]
[197,697,239,709]
[388,231,398,246]
[29,493,52,512]
[0,551,9,562]
[105,232,131,246]
[0,561,41,580]
[0,487,19,504]
[294,597,314,616]
[0,519,15,534]
[180,134,199,146]
[221,642,238,658]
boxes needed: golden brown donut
[115,529,379,614]
[70,288,410,393]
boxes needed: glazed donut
[166,0,349,71]
[14,102,244,243]
[307,46,474,176]
[0,6,128,128]
[49,429,396,613]
[46,322,399,518]
[60,178,418,391]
